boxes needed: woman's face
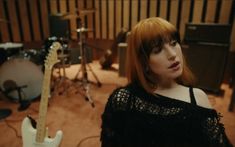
[148,40,183,82]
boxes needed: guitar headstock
[44,42,61,70]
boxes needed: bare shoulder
[193,88,213,109]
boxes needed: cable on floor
[76,135,100,147]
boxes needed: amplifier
[184,23,231,44]
[182,43,229,94]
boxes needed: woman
[100,17,233,147]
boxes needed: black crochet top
[100,83,233,147]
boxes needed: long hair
[126,17,194,93]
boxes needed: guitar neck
[36,68,52,142]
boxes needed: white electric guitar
[21,42,63,147]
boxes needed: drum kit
[50,8,102,107]
[0,8,99,119]
[0,41,43,119]
[0,42,44,109]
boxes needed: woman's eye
[152,47,161,54]
[170,40,177,46]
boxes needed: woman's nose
[165,46,176,60]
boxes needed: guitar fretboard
[36,68,52,142]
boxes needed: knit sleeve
[100,88,131,147]
[201,111,233,147]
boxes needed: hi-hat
[75,27,93,33]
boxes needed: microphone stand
[16,85,31,111]
[3,85,30,111]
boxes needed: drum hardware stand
[15,85,31,111]
[0,89,12,119]
[51,49,72,96]
[0,108,12,120]
[73,21,101,108]
[3,82,30,111]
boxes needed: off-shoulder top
[100,83,233,147]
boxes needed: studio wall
[0,0,234,50]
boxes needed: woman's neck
[156,79,178,90]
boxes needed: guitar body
[22,117,63,147]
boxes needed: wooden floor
[0,61,235,147]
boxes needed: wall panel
[18,0,30,42]
[179,0,191,40]
[87,0,95,39]
[108,0,114,39]
[123,0,129,29]
[101,0,107,39]
[131,0,138,29]
[50,0,58,14]
[8,0,21,42]
[115,0,122,35]
[0,0,10,42]
[192,0,203,23]
[140,0,147,20]
[0,0,234,52]
[29,0,41,41]
[169,0,179,27]
[219,0,233,23]
[205,0,217,23]
[40,0,49,39]
[95,0,100,39]
[149,0,157,18]
[159,0,167,19]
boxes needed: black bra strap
[189,87,197,105]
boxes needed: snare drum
[0,58,43,101]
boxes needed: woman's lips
[168,61,180,69]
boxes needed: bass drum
[0,58,43,101]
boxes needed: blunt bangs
[137,18,180,58]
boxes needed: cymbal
[78,8,96,14]
[75,27,93,33]
[61,14,80,20]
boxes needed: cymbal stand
[73,24,101,108]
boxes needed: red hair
[126,17,194,93]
